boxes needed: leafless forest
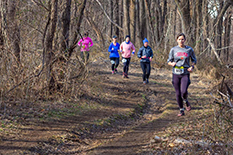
[0,0,233,154]
[0,0,233,100]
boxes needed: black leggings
[80,51,89,62]
[110,57,119,71]
[140,62,151,81]
[172,74,191,109]
[122,57,131,75]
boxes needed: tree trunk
[1,0,21,63]
[123,0,130,36]
[144,0,155,45]
[130,0,136,43]
[173,5,177,39]
[60,0,71,52]
[195,0,203,54]
[110,0,113,37]
[175,0,194,46]
[45,0,58,90]
[154,0,162,44]
[139,0,146,43]
[224,11,231,61]
[69,0,87,57]
[86,12,105,49]
[114,0,120,37]
[216,0,224,57]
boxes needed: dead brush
[0,46,92,116]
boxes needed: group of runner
[77,32,197,117]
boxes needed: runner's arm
[167,49,176,67]
[77,39,82,46]
[108,43,113,52]
[137,48,142,58]
[89,38,94,47]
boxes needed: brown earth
[0,57,213,155]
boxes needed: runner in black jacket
[137,38,153,84]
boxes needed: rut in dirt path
[86,62,209,155]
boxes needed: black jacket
[137,46,153,63]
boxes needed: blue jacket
[137,46,153,63]
[108,42,120,58]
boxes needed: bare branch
[31,0,49,11]
[206,38,223,65]
[95,0,123,31]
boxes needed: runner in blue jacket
[137,38,153,84]
[108,35,120,74]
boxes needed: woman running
[77,32,93,62]
[167,33,197,116]
[137,38,153,84]
[120,35,136,78]
[108,35,120,74]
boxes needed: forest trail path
[85,58,210,155]
[0,57,211,155]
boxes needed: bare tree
[45,0,58,90]
[1,0,21,63]
[123,0,130,36]
[60,0,71,52]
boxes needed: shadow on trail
[87,116,174,155]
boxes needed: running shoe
[177,110,185,116]
[143,81,147,85]
[112,71,115,74]
[115,68,118,73]
[146,79,149,83]
[184,100,191,111]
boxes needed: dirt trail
[0,58,211,155]
[86,60,211,155]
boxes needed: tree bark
[45,0,58,90]
[175,0,194,46]
[195,0,203,54]
[130,0,136,43]
[60,0,71,52]
[110,0,113,37]
[114,0,120,37]
[139,0,146,43]
[144,0,155,45]
[1,0,21,63]
[69,0,87,57]
[123,0,130,36]
[224,11,231,61]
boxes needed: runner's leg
[146,62,151,80]
[140,62,147,81]
[125,58,131,76]
[172,74,183,109]
[115,58,119,69]
[181,74,191,107]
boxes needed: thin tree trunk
[1,0,21,63]
[86,12,105,49]
[144,0,155,45]
[60,0,71,52]
[69,0,87,57]
[123,0,130,36]
[173,5,177,39]
[114,0,119,37]
[130,0,136,43]
[110,0,113,37]
[45,0,58,90]
[195,0,203,54]
[224,11,231,61]
[139,0,146,42]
